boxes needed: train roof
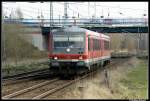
[52,26,87,33]
[52,26,110,40]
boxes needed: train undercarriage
[49,59,110,79]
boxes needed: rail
[2,68,50,81]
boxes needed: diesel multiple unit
[48,26,111,76]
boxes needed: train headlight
[79,56,83,60]
[66,48,70,52]
[54,57,58,60]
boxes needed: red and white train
[48,26,111,76]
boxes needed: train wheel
[108,60,110,64]
[100,61,104,67]
[69,74,76,80]
[59,74,66,79]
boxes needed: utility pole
[64,2,68,26]
[136,27,142,56]
[2,8,9,72]
[2,9,6,62]
[50,2,53,27]
[49,2,53,51]
[88,2,90,19]
[37,9,40,27]
[40,11,44,27]
[138,27,141,55]
[94,2,96,18]
[108,8,110,18]
[101,8,104,18]
[40,2,44,27]
[59,14,60,24]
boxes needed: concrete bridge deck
[41,26,148,35]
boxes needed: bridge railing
[3,18,148,27]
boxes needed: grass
[2,61,49,77]
[119,59,148,99]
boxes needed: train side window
[96,39,98,50]
[98,39,101,50]
[104,40,107,50]
[88,37,91,51]
[93,39,100,50]
[104,40,109,50]
[108,41,110,50]
[93,39,95,50]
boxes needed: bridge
[4,18,148,27]
[4,18,148,34]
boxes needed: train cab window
[104,40,110,50]
[69,36,84,48]
[53,36,68,47]
[53,35,84,48]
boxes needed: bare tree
[15,7,23,20]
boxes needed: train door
[88,36,91,58]
[88,36,93,67]
[99,38,102,57]
[101,39,103,57]
[91,37,94,60]
[101,39,104,67]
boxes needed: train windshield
[53,34,85,54]
[53,35,84,48]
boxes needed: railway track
[2,73,92,99]
[3,68,50,80]
[2,69,50,86]
[2,69,100,99]
[2,78,59,99]
[2,58,131,99]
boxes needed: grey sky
[2,2,148,19]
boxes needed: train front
[48,27,88,76]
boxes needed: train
[48,26,111,77]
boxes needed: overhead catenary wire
[66,2,148,11]
[67,6,89,18]
[3,2,148,12]
[3,2,148,19]
[3,7,35,18]
[3,5,63,19]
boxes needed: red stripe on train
[48,54,88,60]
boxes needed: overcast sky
[2,2,148,19]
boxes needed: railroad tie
[2,79,58,99]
